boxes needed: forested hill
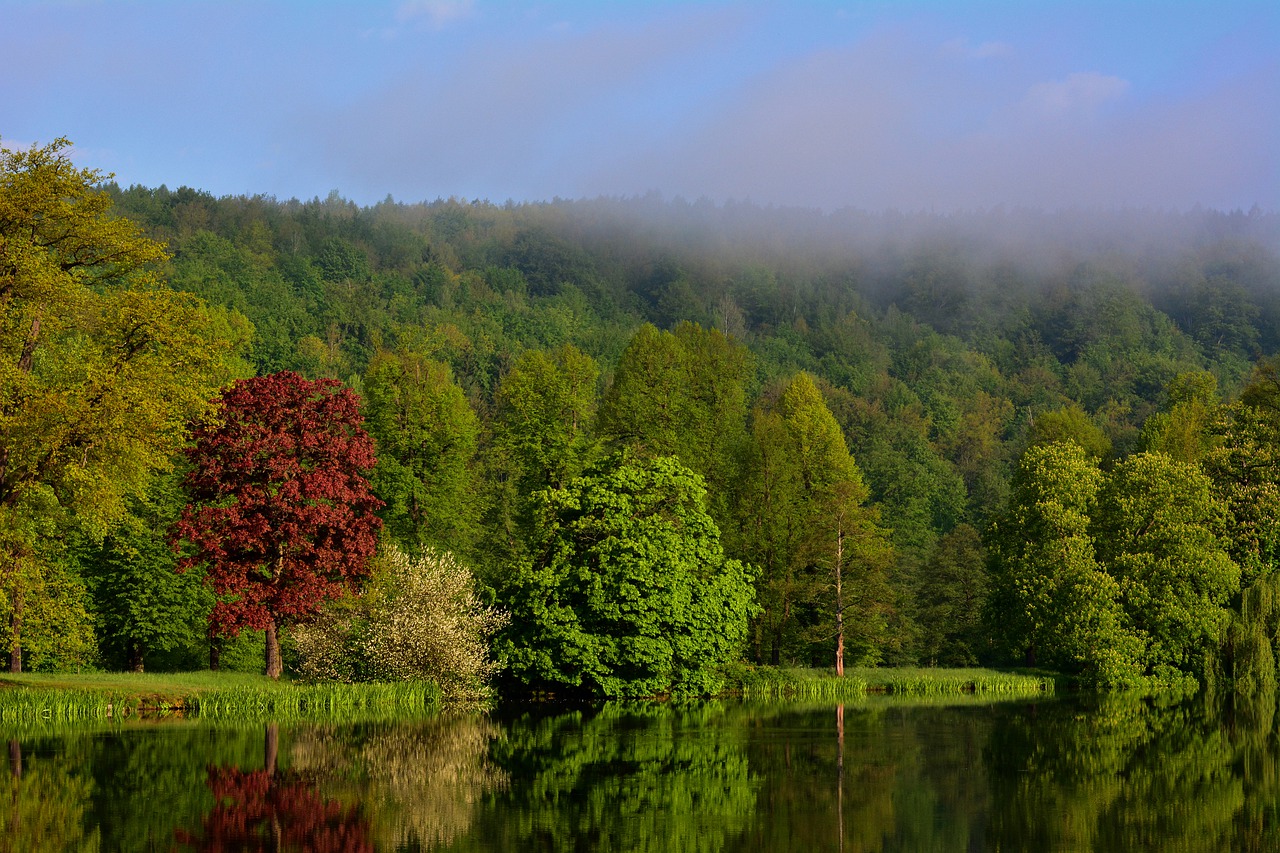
[100,184,1280,674]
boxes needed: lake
[2,690,1275,851]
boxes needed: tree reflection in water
[6,691,1280,850]
[175,724,373,853]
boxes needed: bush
[291,546,506,699]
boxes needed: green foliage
[1217,572,1280,696]
[1028,403,1112,460]
[916,524,989,666]
[0,139,234,670]
[989,443,1144,685]
[9,170,1270,682]
[499,454,756,698]
[994,442,1241,687]
[597,322,751,525]
[80,473,214,671]
[1140,370,1221,463]
[740,373,893,667]
[1095,453,1238,683]
[364,351,482,556]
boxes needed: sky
[2,0,1277,212]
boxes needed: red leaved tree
[175,372,382,679]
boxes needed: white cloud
[942,37,1012,61]
[395,0,474,30]
[1025,71,1130,118]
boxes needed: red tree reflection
[175,766,371,853]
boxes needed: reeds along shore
[0,673,441,726]
[720,666,1055,699]
[0,666,1055,730]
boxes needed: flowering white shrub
[363,547,508,699]
[292,545,507,699]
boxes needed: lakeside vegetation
[4,138,1280,699]
[720,665,1053,700]
[0,664,1051,724]
[0,672,440,725]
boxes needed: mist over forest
[70,180,1275,679]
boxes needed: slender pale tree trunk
[265,723,282,852]
[835,520,845,677]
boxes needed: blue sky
[2,1,1276,211]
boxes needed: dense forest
[6,139,1280,694]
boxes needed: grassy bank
[720,665,1055,699]
[0,671,440,725]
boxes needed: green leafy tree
[1094,452,1239,683]
[1140,371,1221,464]
[916,524,988,666]
[494,344,599,491]
[740,373,892,668]
[363,350,482,556]
[80,473,213,671]
[0,138,231,671]
[486,344,599,570]
[1028,404,1112,460]
[499,454,755,698]
[988,442,1143,684]
[597,322,751,525]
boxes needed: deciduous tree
[499,454,755,698]
[0,138,232,671]
[988,442,1143,684]
[175,371,382,679]
[363,351,481,557]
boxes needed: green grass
[719,664,1054,700]
[0,671,441,726]
[852,666,1056,696]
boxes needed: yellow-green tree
[0,138,235,671]
[742,373,892,669]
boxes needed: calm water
[2,691,1278,851]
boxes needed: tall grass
[194,681,439,721]
[719,664,1053,700]
[0,672,440,727]
[719,665,869,699]
[854,667,1055,696]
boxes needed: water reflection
[3,691,1280,851]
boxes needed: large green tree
[597,322,751,525]
[1095,452,1239,683]
[988,442,1143,684]
[0,138,232,671]
[498,454,755,698]
[741,373,892,668]
[363,350,482,557]
[486,344,599,572]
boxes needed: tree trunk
[126,638,145,673]
[266,722,282,852]
[264,723,279,776]
[836,704,845,853]
[834,521,845,677]
[265,621,282,680]
[8,601,21,674]
[209,636,221,671]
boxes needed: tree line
[4,137,1280,694]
